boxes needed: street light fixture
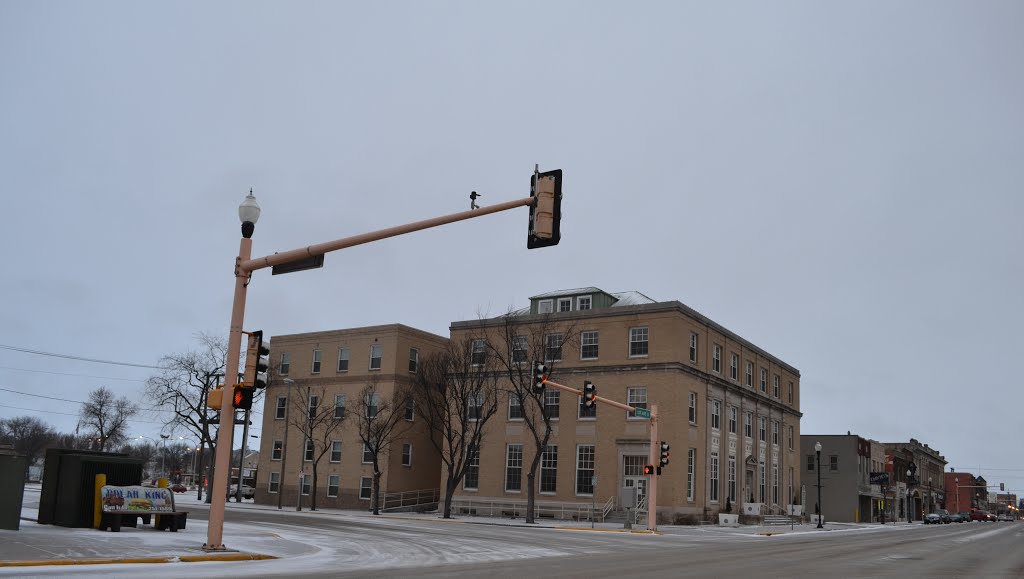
[815,441,823,529]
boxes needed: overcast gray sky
[1,1,1021,489]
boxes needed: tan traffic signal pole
[539,378,660,531]
[205,193,539,551]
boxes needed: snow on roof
[609,291,656,307]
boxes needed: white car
[228,484,255,500]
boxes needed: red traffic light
[643,465,655,476]
[232,385,254,410]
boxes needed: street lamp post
[955,477,959,514]
[159,434,170,479]
[815,441,823,529]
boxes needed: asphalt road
[184,505,1024,578]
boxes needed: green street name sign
[633,407,651,419]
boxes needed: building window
[512,336,528,364]
[538,299,553,314]
[772,465,780,505]
[464,445,480,490]
[557,297,572,312]
[543,389,560,419]
[404,396,415,421]
[710,452,720,502]
[578,392,597,419]
[402,443,412,467]
[304,439,314,462]
[788,381,794,404]
[370,345,383,370]
[311,349,322,374]
[628,387,648,418]
[505,444,523,492]
[788,426,794,450]
[744,412,753,438]
[807,455,815,471]
[337,348,349,372]
[577,295,592,310]
[829,455,838,471]
[279,352,290,375]
[687,448,696,501]
[268,472,280,494]
[576,445,595,495]
[772,421,779,446]
[362,443,373,464]
[307,394,319,417]
[760,368,767,393]
[275,396,287,419]
[629,327,649,357]
[728,406,737,434]
[468,391,483,420]
[408,348,419,373]
[689,333,698,363]
[730,353,738,380]
[688,392,698,424]
[759,417,767,442]
[271,440,283,460]
[359,477,372,500]
[301,473,312,496]
[580,331,599,360]
[711,400,721,430]
[330,441,342,463]
[334,394,346,419]
[746,362,753,387]
[540,445,557,493]
[328,475,339,498]
[470,339,487,366]
[773,374,780,398]
[728,456,737,502]
[712,344,721,373]
[545,334,563,362]
[508,392,523,420]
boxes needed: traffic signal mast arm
[241,196,535,273]
[540,377,645,415]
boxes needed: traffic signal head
[660,441,670,467]
[208,387,225,411]
[533,361,548,393]
[232,385,254,410]
[583,381,596,407]
[527,168,563,249]
[244,330,270,389]
[643,465,655,476]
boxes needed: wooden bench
[99,485,188,532]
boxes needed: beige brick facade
[253,324,449,509]
[447,289,802,522]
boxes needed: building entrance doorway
[623,455,648,507]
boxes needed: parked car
[958,511,971,522]
[970,509,996,522]
[170,483,187,493]
[228,483,255,500]
[924,511,948,524]
[948,512,965,523]
[997,514,1014,522]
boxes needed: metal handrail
[382,488,440,511]
[449,496,614,521]
[601,496,616,521]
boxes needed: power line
[0,365,145,382]
[0,343,163,369]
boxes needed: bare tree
[116,441,158,478]
[78,387,139,451]
[414,339,501,518]
[51,432,94,451]
[355,380,412,515]
[288,383,347,511]
[0,416,57,476]
[145,332,227,499]
[483,311,579,524]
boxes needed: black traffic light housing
[533,361,548,393]
[244,330,270,389]
[583,381,596,407]
[527,168,563,249]
[644,465,655,476]
[232,385,254,410]
[660,441,670,467]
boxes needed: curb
[0,554,278,568]
[556,526,661,535]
